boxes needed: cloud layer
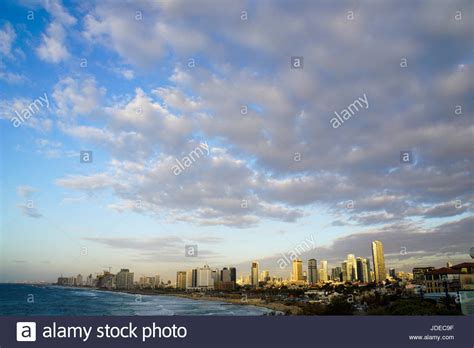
[1,0,472,279]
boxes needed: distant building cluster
[242,240,388,288]
[176,265,237,291]
[57,268,167,290]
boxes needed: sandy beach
[168,293,302,315]
[82,287,301,315]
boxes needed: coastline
[163,293,299,315]
[51,285,295,315]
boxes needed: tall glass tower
[371,240,386,283]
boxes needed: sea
[0,284,276,316]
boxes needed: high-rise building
[251,261,259,288]
[319,260,328,282]
[154,275,161,287]
[356,257,364,282]
[115,269,134,289]
[308,259,318,284]
[221,268,231,282]
[372,240,386,283]
[97,272,115,289]
[331,267,342,282]
[355,257,370,283]
[341,261,349,282]
[138,276,158,288]
[389,268,396,278]
[197,265,214,289]
[261,270,270,282]
[211,268,220,285]
[85,274,94,286]
[229,267,237,283]
[57,276,69,286]
[76,274,83,286]
[363,258,370,282]
[347,254,358,281]
[186,269,197,289]
[292,259,303,281]
[215,267,236,290]
[366,259,372,282]
[176,271,187,289]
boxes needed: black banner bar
[1,316,473,348]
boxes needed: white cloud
[53,1,473,229]
[53,77,105,117]
[34,138,75,159]
[17,185,36,198]
[16,185,42,218]
[153,87,201,113]
[0,97,53,131]
[83,6,165,67]
[37,22,70,63]
[43,0,77,26]
[56,173,115,191]
[83,2,211,68]
[112,66,134,80]
[36,0,76,63]
[0,22,28,84]
[0,71,28,84]
[0,22,16,57]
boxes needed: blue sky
[0,0,473,282]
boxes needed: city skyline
[1,219,471,283]
[15,239,454,285]
[1,1,472,283]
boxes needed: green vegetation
[367,299,462,315]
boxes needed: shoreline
[49,285,297,315]
[162,293,299,315]
[114,289,297,315]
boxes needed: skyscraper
[308,258,318,284]
[331,267,342,282]
[251,261,259,288]
[229,267,237,283]
[176,271,187,289]
[197,265,214,289]
[319,260,328,282]
[356,257,370,283]
[292,259,303,281]
[115,269,134,289]
[85,274,94,286]
[76,274,83,286]
[363,258,370,282]
[341,261,349,282]
[366,259,372,282]
[211,268,220,285]
[372,240,386,283]
[261,270,270,282]
[347,254,358,281]
[221,267,231,282]
[187,268,198,289]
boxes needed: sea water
[0,284,276,316]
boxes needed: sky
[0,0,473,283]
